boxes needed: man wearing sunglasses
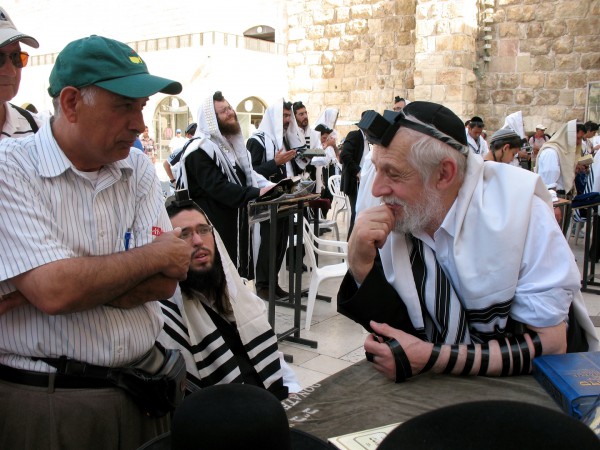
[466,115,489,158]
[0,7,41,140]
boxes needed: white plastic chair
[302,218,348,330]
[308,205,340,241]
[328,174,350,228]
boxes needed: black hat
[394,96,405,103]
[469,116,485,128]
[377,401,600,450]
[138,384,329,450]
[357,101,468,153]
[314,123,333,134]
[184,123,197,136]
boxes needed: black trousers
[255,216,289,288]
[347,191,358,239]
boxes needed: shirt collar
[37,122,133,179]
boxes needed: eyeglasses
[0,51,29,69]
[216,105,233,116]
[180,225,213,241]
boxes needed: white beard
[384,186,445,235]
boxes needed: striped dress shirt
[0,123,171,372]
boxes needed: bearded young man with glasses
[0,8,41,139]
[159,193,300,399]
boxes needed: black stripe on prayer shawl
[410,238,437,341]
[435,262,451,340]
[160,303,190,337]
[193,333,230,369]
[249,340,280,368]
[243,328,277,353]
[465,300,512,324]
[198,359,244,388]
[257,358,284,381]
[162,323,193,351]
[410,235,468,344]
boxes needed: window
[154,96,192,159]
[586,82,600,123]
[243,25,275,43]
[235,97,267,140]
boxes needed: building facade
[6,0,600,144]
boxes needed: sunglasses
[0,51,29,69]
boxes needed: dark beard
[217,114,241,136]
[180,252,230,314]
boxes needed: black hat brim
[136,429,329,450]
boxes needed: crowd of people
[0,5,599,449]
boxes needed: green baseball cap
[48,35,182,98]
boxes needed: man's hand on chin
[347,205,395,284]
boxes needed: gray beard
[384,186,445,235]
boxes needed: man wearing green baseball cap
[0,35,190,449]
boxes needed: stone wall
[287,0,600,135]
[286,0,417,130]
[478,0,600,133]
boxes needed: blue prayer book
[533,352,600,419]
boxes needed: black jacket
[340,129,365,196]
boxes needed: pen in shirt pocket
[124,228,133,251]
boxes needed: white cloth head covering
[249,99,283,162]
[314,107,339,140]
[178,94,257,190]
[535,119,578,193]
[314,108,339,130]
[502,111,526,139]
[285,102,311,150]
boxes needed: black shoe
[257,286,288,300]
[275,285,289,298]
[256,287,271,300]
[318,227,332,236]
[284,263,309,272]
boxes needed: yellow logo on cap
[129,56,143,64]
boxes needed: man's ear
[59,87,81,123]
[434,157,458,190]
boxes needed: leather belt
[0,363,114,389]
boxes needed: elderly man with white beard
[337,101,598,384]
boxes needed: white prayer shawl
[285,105,308,151]
[535,120,578,194]
[178,95,267,191]
[502,111,526,166]
[380,151,598,348]
[249,99,284,162]
[314,108,339,130]
[355,149,379,215]
[286,103,320,171]
[466,132,489,157]
[158,232,285,393]
[503,111,526,139]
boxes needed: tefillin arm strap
[418,330,543,377]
